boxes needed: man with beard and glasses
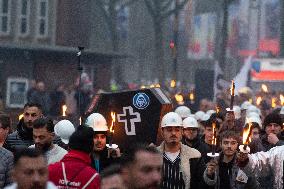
[121,143,162,189]
[4,103,43,153]
[203,131,257,189]
[4,148,57,189]
[31,117,67,165]
[157,112,205,189]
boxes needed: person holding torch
[203,131,258,189]
[85,113,121,173]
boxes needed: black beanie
[263,113,282,128]
[69,125,94,153]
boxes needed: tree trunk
[109,4,123,85]
[154,20,165,83]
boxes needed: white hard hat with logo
[175,106,191,119]
[161,112,182,127]
[85,113,108,132]
[54,120,75,144]
[183,117,199,128]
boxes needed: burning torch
[230,80,235,111]
[207,122,219,157]
[62,105,67,117]
[239,119,253,153]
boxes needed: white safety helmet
[245,116,262,129]
[241,101,251,110]
[54,120,75,144]
[280,106,284,115]
[183,117,199,128]
[85,113,108,132]
[161,112,183,127]
[206,110,216,116]
[201,114,210,122]
[233,106,241,119]
[246,105,261,115]
[194,111,205,121]
[175,106,191,119]
[246,112,260,119]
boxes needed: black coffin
[85,88,172,148]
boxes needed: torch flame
[243,119,252,145]
[150,84,155,88]
[261,84,268,93]
[175,94,184,105]
[79,117,82,125]
[170,80,176,88]
[18,114,24,120]
[230,80,235,96]
[189,93,194,101]
[256,97,262,106]
[212,123,217,145]
[155,84,161,88]
[110,112,116,133]
[280,95,284,106]
[62,105,67,116]
[271,98,277,108]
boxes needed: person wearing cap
[54,119,75,150]
[31,117,67,165]
[182,117,208,157]
[86,113,121,173]
[48,126,100,189]
[261,113,284,152]
[157,112,205,189]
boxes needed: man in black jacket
[86,113,121,173]
[4,103,43,153]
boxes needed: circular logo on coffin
[133,93,150,109]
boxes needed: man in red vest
[48,126,100,189]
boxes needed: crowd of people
[0,82,284,189]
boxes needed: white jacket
[4,181,58,189]
[242,145,284,189]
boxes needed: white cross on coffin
[117,106,141,135]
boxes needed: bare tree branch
[161,0,173,13]
[95,0,111,21]
[120,0,139,10]
[144,0,156,17]
[161,0,189,20]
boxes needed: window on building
[0,0,11,34]
[37,0,48,37]
[18,0,30,35]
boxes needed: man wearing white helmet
[54,120,75,150]
[86,113,121,173]
[157,112,205,189]
[182,117,208,158]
